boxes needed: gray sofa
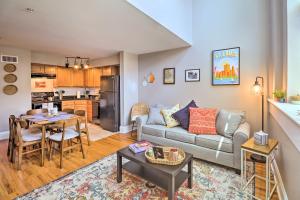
[136,115,250,170]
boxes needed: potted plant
[273,89,286,103]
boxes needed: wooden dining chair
[48,118,85,168]
[14,119,49,170]
[62,108,75,114]
[74,110,91,146]
[7,115,16,162]
[25,109,49,129]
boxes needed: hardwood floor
[0,133,135,199]
[0,132,278,200]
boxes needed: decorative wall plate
[3,85,18,95]
[3,64,16,72]
[4,74,17,83]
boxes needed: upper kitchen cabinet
[72,69,85,87]
[84,68,94,88]
[102,65,119,76]
[93,68,102,88]
[44,65,56,75]
[56,67,73,87]
[31,63,45,74]
[31,63,56,75]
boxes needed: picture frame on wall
[163,68,175,84]
[212,47,240,86]
[185,69,200,82]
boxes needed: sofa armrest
[233,122,250,169]
[136,115,148,141]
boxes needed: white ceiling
[0,0,189,59]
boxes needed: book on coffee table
[129,141,153,153]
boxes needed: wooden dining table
[21,112,79,166]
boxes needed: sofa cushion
[195,134,233,153]
[189,107,217,135]
[172,100,198,130]
[142,124,167,138]
[216,109,245,138]
[147,106,166,125]
[161,104,180,128]
[165,127,196,144]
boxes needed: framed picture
[163,68,175,84]
[212,47,240,85]
[185,69,200,82]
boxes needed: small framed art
[185,69,200,82]
[163,68,175,84]
[212,47,240,85]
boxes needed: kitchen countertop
[55,95,99,102]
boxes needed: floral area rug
[16,154,251,200]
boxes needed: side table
[241,137,278,200]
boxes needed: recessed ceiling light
[25,8,34,13]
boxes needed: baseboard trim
[119,125,136,133]
[0,131,9,140]
[272,159,288,200]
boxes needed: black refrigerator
[99,75,120,132]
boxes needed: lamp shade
[253,81,262,95]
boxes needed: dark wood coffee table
[117,145,193,200]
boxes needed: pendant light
[80,59,84,69]
[84,59,89,69]
[65,58,69,68]
[74,58,79,69]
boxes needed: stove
[31,92,61,110]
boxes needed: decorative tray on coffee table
[145,146,185,166]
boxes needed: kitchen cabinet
[44,65,56,75]
[74,100,87,112]
[102,66,119,76]
[62,101,74,110]
[84,68,94,88]
[87,100,93,122]
[62,100,92,122]
[56,67,73,87]
[102,66,111,76]
[93,68,102,88]
[31,63,56,75]
[31,63,45,74]
[49,65,119,88]
[72,69,85,87]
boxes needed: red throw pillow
[188,107,217,135]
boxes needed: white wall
[31,51,65,66]
[138,0,269,132]
[268,0,285,97]
[287,0,300,96]
[90,54,120,67]
[0,46,31,132]
[268,114,300,200]
[127,0,193,44]
[120,51,139,132]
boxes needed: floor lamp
[253,76,264,131]
[251,76,266,166]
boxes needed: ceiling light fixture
[84,59,89,69]
[65,57,69,68]
[74,57,79,69]
[65,56,89,69]
[25,8,34,13]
